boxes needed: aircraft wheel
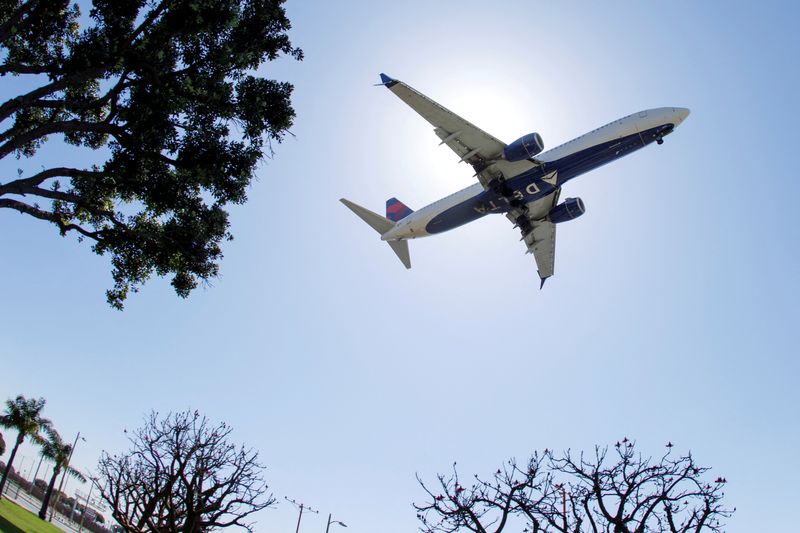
[488,178,504,195]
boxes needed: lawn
[0,498,63,533]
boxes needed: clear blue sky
[2,1,798,531]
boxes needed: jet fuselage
[381,107,689,241]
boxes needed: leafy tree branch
[0,0,302,308]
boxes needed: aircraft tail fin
[386,197,414,222]
[340,198,411,269]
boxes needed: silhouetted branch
[415,441,733,533]
[98,411,275,533]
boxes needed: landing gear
[656,138,664,145]
[488,177,512,197]
[490,175,532,235]
[488,176,524,209]
[515,215,533,236]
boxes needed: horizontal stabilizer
[340,198,412,269]
[340,198,393,234]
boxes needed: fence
[1,462,111,533]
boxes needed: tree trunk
[0,432,23,498]
[38,465,60,519]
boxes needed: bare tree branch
[415,442,733,533]
[97,410,275,533]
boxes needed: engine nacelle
[548,197,586,224]
[503,133,544,162]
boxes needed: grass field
[0,497,63,533]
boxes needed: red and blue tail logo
[386,197,413,222]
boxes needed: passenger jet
[341,73,689,287]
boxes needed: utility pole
[286,497,318,533]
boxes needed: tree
[37,428,86,519]
[97,410,275,532]
[415,440,734,533]
[0,0,303,309]
[0,395,51,498]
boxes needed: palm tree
[0,395,52,498]
[37,429,86,519]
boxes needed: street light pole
[49,431,83,521]
[325,512,347,533]
[32,453,44,483]
[13,456,34,498]
[78,477,98,533]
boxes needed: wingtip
[539,276,549,290]
[379,73,398,87]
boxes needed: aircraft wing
[379,74,537,188]
[506,190,560,286]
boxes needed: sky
[1,1,799,531]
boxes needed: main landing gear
[489,176,533,236]
[515,214,533,235]
[656,138,664,145]
[488,176,528,212]
[488,176,511,197]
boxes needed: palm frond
[66,465,87,484]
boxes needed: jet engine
[548,197,586,224]
[503,133,544,162]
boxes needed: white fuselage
[382,107,688,241]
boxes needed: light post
[325,513,347,533]
[78,477,98,533]
[20,455,34,479]
[49,431,85,521]
[13,456,34,498]
[32,453,45,483]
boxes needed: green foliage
[0,0,302,308]
[36,428,86,519]
[0,396,50,440]
[0,395,52,497]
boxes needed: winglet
[539,276,548,290]
[379,73,398,88]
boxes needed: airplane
[341,73,689,287]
